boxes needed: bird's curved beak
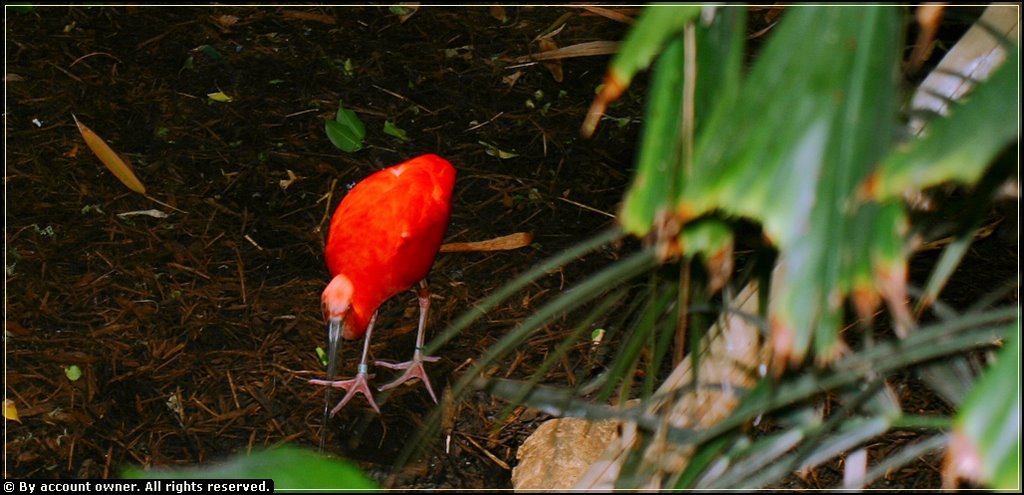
[320,315,343,452]
[320,274,353,395]
[325,316,342,385]
[324,316,344,396]
[319,274,354,448]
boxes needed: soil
[5,5,641,487]
[5,5,1015,490]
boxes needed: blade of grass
[736,417,891,489]
[663,311,1011,455]
[707,379,889,488]
[494,317,1007,485]
[845,434,947,489]
[400,242,655,466]
[494,287,630,424]
[697,426,807,488]
[578,281,653,395]
[643,281,679,399]
[596,281,671,403]
[457,248,659,401]
[673,430,738,488]
[424,227,621,356]
[952,328,1020,489]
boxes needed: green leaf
[582,5,702,136]
[680,219,733,262]
[871,47,1019,201]
[605,5,702,92]
[64,365,82,382]
[680,6,903,367]
[325,101,366,153]
[619,35,684,236]
[335,103,366,135]
[316,346,328,368]
[123,446,378,490]
[383,120,410,142]
[479,141,517,159]
[197,44,228,68]
[207,91,233,102]
[693,6,745,132]
[389,5,411,16]
[953,327,1020,490]
[680,218,734,293]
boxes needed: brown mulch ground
[6,6,640,487]
[5,5,1014,490]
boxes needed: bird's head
[319,274,356,415]
[322,274,355,338]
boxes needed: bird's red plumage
[323,154,456,339]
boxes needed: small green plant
[325,100,366,152]
[64,365,83,382]
[383,120,410,142]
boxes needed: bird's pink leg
[310,312,381,415]
[375,281,440,403]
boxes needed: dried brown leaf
[538,38,564,82]
[73,114,146,195]
[514,41,620,64]
[909,3,946,72]
[502,70,523,89]
[281,10,337,25]
[578,6,636,25]
[440,232,533,253]
[213,14,239,31]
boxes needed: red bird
[310,154,456,415]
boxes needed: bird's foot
[375,350,440,403]
[309,369,380,415]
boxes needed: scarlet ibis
[309,154,456,415]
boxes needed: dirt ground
[4,5,1014,490]
[5,5,643,487]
